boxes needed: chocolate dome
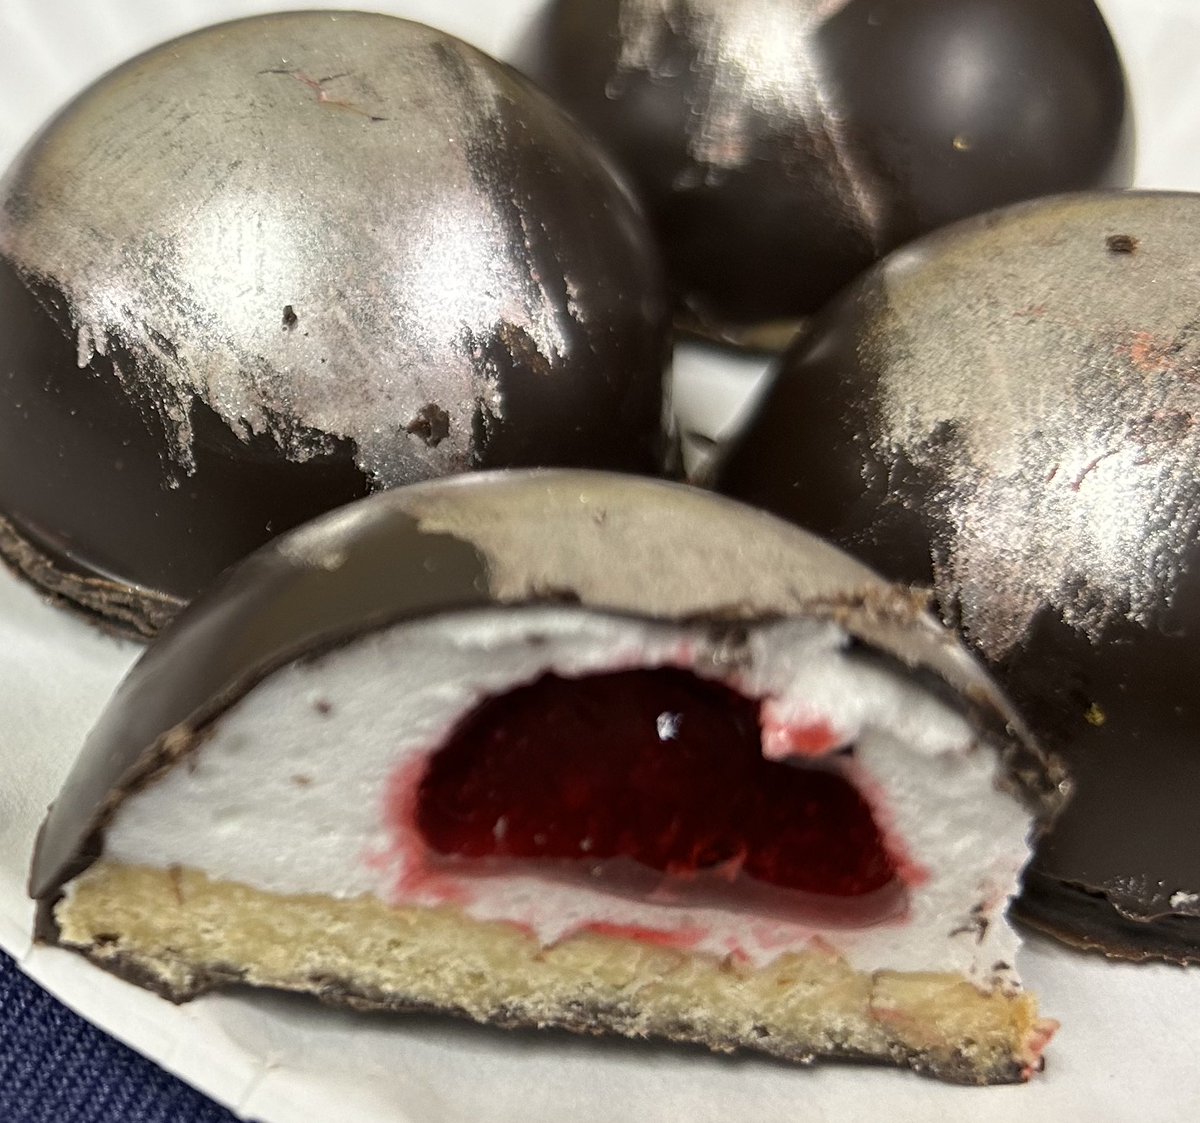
[520,0,1132,347]
[715,191,1200,961]
[0,12,671,637]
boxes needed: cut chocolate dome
[713,190,1200,963]
[32,470,1062,1084]
[518,0,1133,349]
[0,11,671,639]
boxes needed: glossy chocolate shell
[519,0,1133,348]
[30,469,1062,1084]
[32,469,1060,909]
[714,191,1200,961]
[0,12,671,638]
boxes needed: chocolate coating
[30,469,1060,909]
[0,12,671,637]
[519,0,1133,347]
[713,191,1200,960]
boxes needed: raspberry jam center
[415,668,899,904]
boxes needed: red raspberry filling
[416,668,898,899]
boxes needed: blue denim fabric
[0,950,240,1122]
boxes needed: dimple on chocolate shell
[714,190,1200,962]
[31,470,1063,1084]
[518,0,1132,349]
[0,11,672,640]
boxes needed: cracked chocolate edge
[0,512,181,641]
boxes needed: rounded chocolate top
[714,191,1200,959]
[0,12,671,630]
[519,0,1132,346]
[30,469,1059,904]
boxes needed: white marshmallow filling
[89,606,1033,987]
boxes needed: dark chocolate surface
[0,12,671,636]
[0,259,370,601]
[30,470,1061,907]
[713,191,1200,958]
[518,0,1132,344]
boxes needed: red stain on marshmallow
[572,921,706,950]
[844,762,930,890]
[377,755,471,906]
[760,702,847,760]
